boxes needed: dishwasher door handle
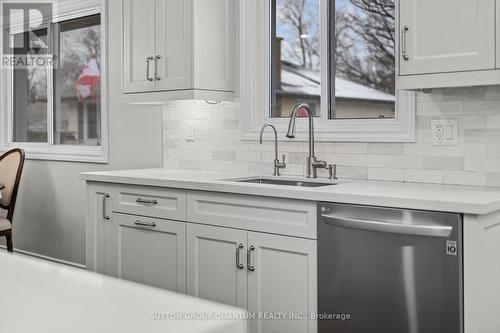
[321,214,453,238]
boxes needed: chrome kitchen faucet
[286,102,327,178]
[259,123,286,176]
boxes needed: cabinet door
[399,0,495,75]
[497,0,500,68]
[123,0,156,93]
[247,232,317,333]
[187,223,247,308]
[154,0,193,91]
[86,183,113,272]
[193,0,235,91]
[104,213,186,293]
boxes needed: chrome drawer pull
[102,193,110,220]
[146,56,154,81]
[402,25,410,61]
[247,245,255,272]
[134,220,157,228]
[136,198,158,205]
[154,55,161,80]
[236,243,244,269]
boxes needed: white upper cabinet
[397,0,499,89]
[122,0,236,102]
[497,1,500,68]
[193,0,235,92]
[399,0,495,75]
[122,0,156,93]
[154,0,193,92]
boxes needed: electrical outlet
[186,122,195,141]
[432,119,458,146]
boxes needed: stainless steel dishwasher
[318,203,463,333]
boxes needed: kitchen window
[0,1,107,162]
[240,0,415,142]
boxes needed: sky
[276,0,354,37]
[276,0,360,68]
[276,0,320,38]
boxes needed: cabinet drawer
[187,191,317,239]
[111,185,186,221]
[106,213,187,293]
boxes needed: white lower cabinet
[186,223,317,333]
[86,183,113,273]
[247,232,317,333]
[87,184,317,333]
[187,224,248,308]
[103,213,187,293]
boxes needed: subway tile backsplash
[162,86,500,187]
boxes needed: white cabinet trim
[187,191,317,239]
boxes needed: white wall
[162,86,500,187]
[1,0,163,265]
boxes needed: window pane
[271,0,321,118]
[13,29,48,143]
[333,0,396,119]
[54,15,101,146]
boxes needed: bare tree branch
[336,0,395,94]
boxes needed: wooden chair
[0,149,25,252]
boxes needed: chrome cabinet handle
[102,193,110,220]
[134,220,157,228]
[136,198,158,205]
[146,56,154,81]
[321,214,452,238]
[247,245,255,272]
[402,25,410,61]
[236,243,244,269]
[154,55,161,80]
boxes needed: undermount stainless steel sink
[228,177,338,187]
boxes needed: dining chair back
[0,149,25,252]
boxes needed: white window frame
[240,0,416,143]
[0,0,109,163]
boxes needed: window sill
[0,144,108,164]
[241,119,416,143]
[240,91,416,143]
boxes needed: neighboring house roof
[279,62,395,103]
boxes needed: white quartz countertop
[80,168,500,215]
[0,252,246,333]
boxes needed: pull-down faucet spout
[286,102,326,178]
